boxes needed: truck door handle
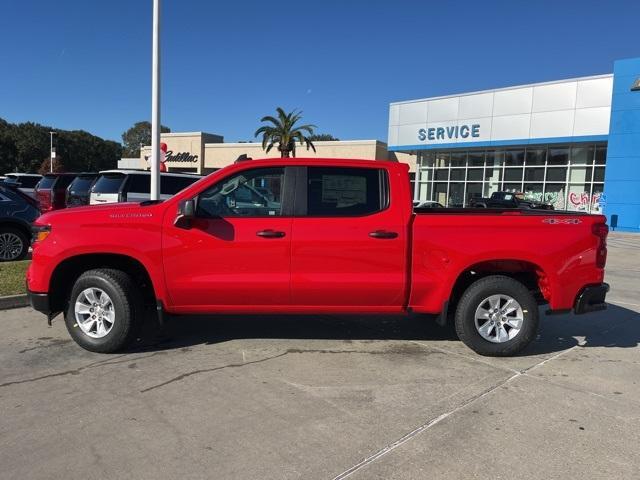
[256,229,286,238]
[369,230,398,239]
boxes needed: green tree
[308,133,339,141]
[121,121,171,157]
[0,117,122,174]
[254,108,317,158]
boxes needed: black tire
[0,226,29,261]
[64,269,142,353]
[454,275,539,357]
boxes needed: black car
[470,191,554,210]
[66,172,97,207]
[0,184,40,261]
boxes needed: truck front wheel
[64,269,142,353]
[454,275,539,356]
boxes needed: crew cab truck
[471,191,553,210]
[27,159,609,356]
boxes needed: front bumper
[28,290,51,315]
[574,283,609,314]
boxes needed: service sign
[418,124,481,142]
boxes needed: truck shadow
[133,303,640,357]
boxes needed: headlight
[31,225,51,244]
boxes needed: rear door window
[161,175,199,195]
[69,175,96,192]
[37,176,57,190]
[56,175,75,190]
[127,174,151,194]
[306,167,387,216]
[92,173,126,193]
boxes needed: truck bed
[414,207,595,216]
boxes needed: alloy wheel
[474,294,524,343]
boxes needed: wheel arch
[446,259,551,320]
[48,253,157,314]
[0,219,31,239]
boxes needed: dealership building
[125,134,413,175]
[388,56,640,232]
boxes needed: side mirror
[175,199,195,229]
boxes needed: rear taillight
[592,222,608,269]
[36,189,53,212]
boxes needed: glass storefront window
[417,183,432,202]
[523,183,544,202]
[413,143,605,210]
[468,152,485,167]
[594,167,605,182]
[546,168,567,182]
[548,148,570,165]
[418,167,433,182]
[525,148,546,165]
[450,169,465,181]
[451,152,467,167]
[466,183,483,205]
[483,181,500,197]
[485,151,503,167]
[567,183,592,212]
[504,168,523,182]
[571,146,594,165]
[569,166,592,183]
[484,166,502,182]
[505,150,525,166]
[435,168,449,181]
[524,167,545,182]
[544,184,566,209]
[591,184,604,213]
[449,183,465,207]
[434,183,447,205]
[503,183,521,192]
[435,152,449,168]
[467,169,483,181]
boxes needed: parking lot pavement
[1,233,639,480]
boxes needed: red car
[27,159,609,356]
[35,173,78,212]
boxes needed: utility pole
[49,131,56,173]
[150,0,161,200]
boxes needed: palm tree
[254,108,317,158]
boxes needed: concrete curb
[0,294,29,310]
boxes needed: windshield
[92,173,125,194]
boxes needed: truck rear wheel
[454,275,539,356]
[64,269,142,353]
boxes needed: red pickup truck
[27,159,609,356]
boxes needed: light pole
[150,0,161,200]
[49,131,57,173]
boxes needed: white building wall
[389,74,613,149]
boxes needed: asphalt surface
[1,233,639,479]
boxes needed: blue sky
[1,0,639,143]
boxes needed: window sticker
[321,175,366,206]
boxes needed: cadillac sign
[165,150,199,163]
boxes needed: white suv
[89,170,202,205]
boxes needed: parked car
[35,173,78,212]
[28,159,609,356]
[0,184,40,261]
[470,191,553,209]
[66,173,98,207]
[89,170,202,205]
[3,173,42,199]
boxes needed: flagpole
[150,0,161,200]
